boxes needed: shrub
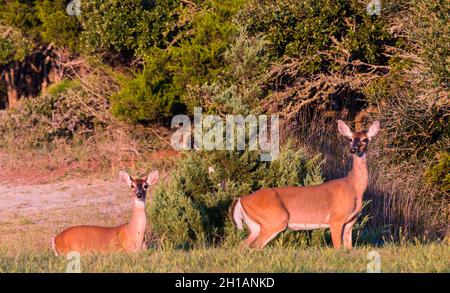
[409,0,450,85]
[148,145,324,248]
[111,0,244,122]
[79,0,179,59]
[110,48,185,123]
[0,72,113,150]
[424,152,450,193]
[238,0,392,74]
[35,0,81,51]
[185,27,269,115]
[0,24,33,64]
[0,0,37,33]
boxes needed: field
[0,0,448,275]
[0,169,448,273]
[1,244,449,273]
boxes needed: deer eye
[143,184,149,189]
[362,138,368,143]
[349,138,353,142]
[130,184,135,189]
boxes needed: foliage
[0,0,37,32]
[79,0,179,59]
[185,27,269,115]
[111,0,245,122]
[149,145,323,248]
[424,152,450,193]
[35,0,80,51]
[238,0,392,74]
[0,0,80,53]
[0,76,110,149]
[0,24,34,64]
[410,0,450,85]
[110,48,185,122]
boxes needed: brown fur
[53,171,158,256]
[231,120,379,250]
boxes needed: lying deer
[52,170,159,256]
[231,120,380,249]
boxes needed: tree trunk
[0,45,59,109]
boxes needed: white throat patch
[134,198,145,208]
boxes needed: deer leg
[241,216,260,249]
[343,218,356,249]
[251,226,286,249]
[330,222,345,249]
[251,215,288,249]
[241,189,288,249]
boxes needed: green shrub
[185,27,269,115]
[148,145,324,248]
[0,24,33,64]
[424,152,450,193]
[79,0,178,58]
[111,0,244,122]
[239,0,392,74]
[410,0,450,85]
[110,48,184,123]
[35,0,80,50]
[0,0,37,32]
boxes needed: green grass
[0,243,448,273]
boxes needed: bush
[148,145,323,248]
[79,0,179,59]
[0,0,37,33]
[238,0,392,74]
[0,24,33,64]
[110,48,185,123]
[111,0,244,122]
[410,0,450,85]
[35,0,80,51]
[424,152,450,193]
[185,27,269,115]
[0,73,113,150]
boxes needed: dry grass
[285,110,449,242]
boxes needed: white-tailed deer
[231,120,380,249]
[52,170,159,256]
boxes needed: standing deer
[52,170,159,256]
[230,120,380,249]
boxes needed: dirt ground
[0,148,178,252]
[0,168,142,252]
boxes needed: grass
[0,243,448,273]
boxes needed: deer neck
[126,199,147,248]
[347,154,369,199]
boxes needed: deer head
[119,170,159,201]
[338,120,380,157]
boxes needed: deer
[230,120,380,249]
[52,170,159,256]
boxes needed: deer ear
[147,170,159,186]
[367,121,380,139]
[337,120,353,139]
[119,171,132,187]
